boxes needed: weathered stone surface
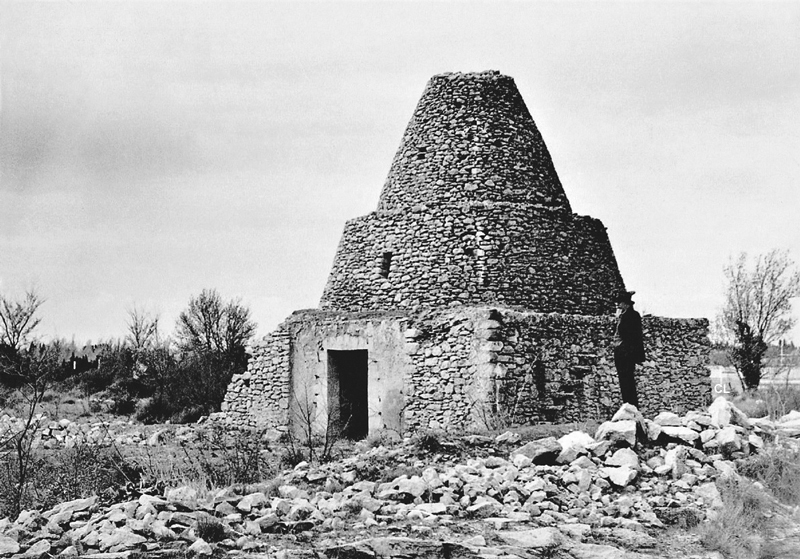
[664,446,688,478]
[237,492,268,512]
[511,437,562,464]
[558,431,595,455]
[188,539,212,556]
[595,421,637,447]
[414,502,447,515]
[715,426,742,455]
[708,397,750,429]
[748,433,764,449]
[324,537,448,559]
[495,431,521,444]
[22,539,51,557]
[602,466,638,487]
[496,527,565,548]
[653,412,682,427]
[569,542,630,559]
[599,527,657,549]
[661,426,700,444]
[394,475,428,497]
[0,535,20,556]
[165,486,198,507]
[558,523,591,541]
[611,404,644,425]
[97,529,147,551]
[642,419,662,442]
[605,448,640,470]
[44,496,98,518]
[695,482,724,520]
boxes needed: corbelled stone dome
[377,71,571,213]
[320,71,626,315]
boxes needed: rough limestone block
[661,426,700,444]
[511,437,563,465]
[595,420,637,447]
[605,448,640,470]
[602,466,638,488]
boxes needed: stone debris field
[3,397,800,558]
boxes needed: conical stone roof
[320,71,625,316]
[377,71,571,213]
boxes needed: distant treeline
[0,288,256,424]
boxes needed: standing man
[613,290,646,407]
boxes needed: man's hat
[613,290,636,304]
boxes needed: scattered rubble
[1,397,797,558]
[0,413,205,450]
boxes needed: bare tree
[0,341,62,518]
[173,289,256,414]
[0,291,62,518]
[175,289,255,357]
[0,290,44,351]
[721,250,800,344]
[125,306,160,353]
[720,250,800,390]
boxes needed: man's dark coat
[615,307,646,364]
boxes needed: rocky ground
[3,398,800,559]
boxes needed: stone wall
[480,310,711,425]
[403,307,709,431]
[223,306,710,434]
[222,310,412,436]
[320,202,624,316]
[221,326,292,430]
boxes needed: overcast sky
[1,1,799,345]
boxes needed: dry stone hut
[221,71,710,438]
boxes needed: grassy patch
[131,425,277,490]
[196,516,227,542]
[0,443,140,518]
[732,385,800,420]
[737,443,800,506]
[697,476,775,559]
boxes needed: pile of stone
[0,398,781,559]
[0,413,207,450]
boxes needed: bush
[411,429,443,453]
[0,443,141,518]
[279,447,306,470]
[134,425,276,490]
[758,385,800,419]
[196,516,227,542]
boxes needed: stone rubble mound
[0,397,790,559]
[0,413,204,450]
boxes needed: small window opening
[380,252,393,278]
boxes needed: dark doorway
[327,349,368,440]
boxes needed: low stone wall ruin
[220,326,292,431]
[220,306,710,436]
